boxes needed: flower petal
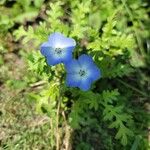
[79,77,92,91]
[65,59,80,73]
[78,54,94,69]
[45,47,73,66]
[61,49,73,63]
[66,74,80,87]
[46,55,61,66]
[40,42,53,56]
[48,32,76,49]
[61,38,76,49]
[89,65,101,81]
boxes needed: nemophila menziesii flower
[40,32,76,65]
[65,54,101,91]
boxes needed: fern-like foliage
[101,89,134,146]
[99,56,134,78]
[12,0,149,149]
[88,14,135,54]
[70,0,91,38]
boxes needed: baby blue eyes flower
[40,33,101,91]
[40,32,76,65]
[65,54,101,91]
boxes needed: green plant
[12,0,150,149]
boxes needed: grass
[0,52,52,149]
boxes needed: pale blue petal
[46,55,61,66]
[48,32,64,48]
[45,48,73,65]
[61,50,73,63]
[65,45,76,53]
[89,65,101,81]
[78,54,94,69]
[65,60,80,73]
[66,74,80,87]
[40,42,53,56]
[48,32,76,49]
[61,38,76,49]
[79,77,92,91]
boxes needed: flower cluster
[40,32,101,91]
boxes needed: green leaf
[34,0,44,8]
[102,89,119,104]
[131,136,141,150]
[101,89,134,145]
[14,9,39,23]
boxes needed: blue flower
[40,32,76,65]
[65,54,101,91]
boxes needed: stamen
[79,69,86,77]
[55,48,62,55]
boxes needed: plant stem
[62,111,72,150]
[56,82,63,150]
[117,79,149,98]
[56,96,61,150]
